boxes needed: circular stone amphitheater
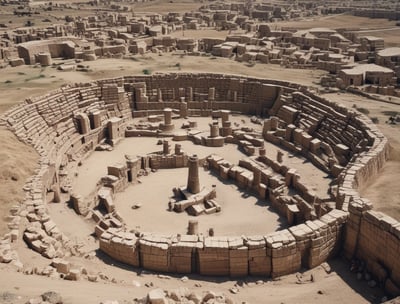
[1,73,398,293]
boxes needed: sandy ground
[113,167,288,236]
[275,14,398,31]
[0,257,386,304]
[0,11,399,302]
[0,129,38,236]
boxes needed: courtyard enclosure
[1,73,398,296]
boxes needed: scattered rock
[64,269,80,281]
[229,287,239,294]
[51,258,70,274]
[12,260,24,271]
[41,266,55,277]
[41,291,63,304]
[88,274,98,282]
[321,262,331,274]
[0,291,19,302]
[180,276,189,282]
[225,297,234,304]
[157,274,171,279]
[132,280,141,287]
[148,288,166,304]
[169,287,189,302]
[187,292,202,304]
[131,203,142,209]
[202,291,216,302]
[26,296,43,304]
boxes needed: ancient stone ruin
[1,72,399,297]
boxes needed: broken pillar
[209,121,219,138]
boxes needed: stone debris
[25,291,63,304]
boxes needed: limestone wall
[343,201,400,296]
[99,209,347,277]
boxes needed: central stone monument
[172,154,221,216]
[187,154,200,194]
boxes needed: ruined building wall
[99,209,347,278]
[123,73,282,117]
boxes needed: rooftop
[341,63,394,75]
[377,47,400,57]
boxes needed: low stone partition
[98,209,347,277]
[207,153,329,225]
[0,73,395,293]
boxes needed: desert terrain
[0,5,399,304]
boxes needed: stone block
[148,289,167,304]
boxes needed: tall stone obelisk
[187,154,200,194]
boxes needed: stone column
[164,108,172,125]
[270,116,279,130]
[52,184,61,203]
[232,91,237,102]
[175,144,182,155]
[157,88,163,102]
[178,88,185,98]
[253,167,261,188]
[277,150,283,163]
[91,110,102,129]
[209,121,219,138]
[187,87,193,102]
[220,110,230,122]
[161,108,174,132]
[208,87,215,101]
[263,119,272,134]
[180,98,188,118]
[188,220,198,235]
[187,154,200,194]
[163,140,170,155]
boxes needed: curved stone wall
[0,73,397,295]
